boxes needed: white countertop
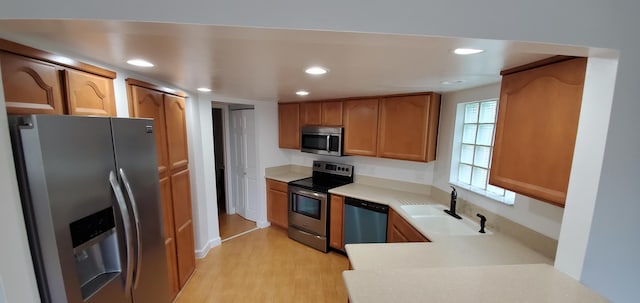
[329,183,437,206]
[264,171,310,183]
[345,234,552,271]
[343,264,607,303]
[330,183,486,241]
[330,182,603,301]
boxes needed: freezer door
[10,115,129,303]
[110,118,171,303]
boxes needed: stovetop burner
[288,161,354,192]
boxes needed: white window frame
[449,98,515,205]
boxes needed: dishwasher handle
[344,197,389,214]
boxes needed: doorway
[212,104,258,240]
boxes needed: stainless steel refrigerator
[9,115,171,303]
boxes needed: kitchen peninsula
[265,165,607,302]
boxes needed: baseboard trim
[195,237,222,259]
[221,227,259,242]
[257,220,270,229]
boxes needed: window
[451,99,515,204]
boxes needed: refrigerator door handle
[119,168,143,289]
[109,171,134,295]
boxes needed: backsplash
[287,150,436,185]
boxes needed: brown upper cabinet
[378,93,441,162]
[0,52,64,115]
[490,57,587,207]
[280,92,441,162]
[298,100,344,127]
[278,102,300,149]
[322,100,343,126]
[343,98,379,157]
[300,101,322,126]
[64,69,116,116]
[0,39,117,116]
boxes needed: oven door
[288,186,328,236]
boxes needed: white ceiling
[0,19,591,102]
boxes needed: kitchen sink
[400,204,491,236]
[411,216,491,236]
[400,204,448,217]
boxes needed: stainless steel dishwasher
[343,197,389,245]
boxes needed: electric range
[287,161,354,252]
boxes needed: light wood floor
[218,213,257,240]
[175,227,350,303]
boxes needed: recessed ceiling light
[296,90,310,96]
[126,59,154,67]
[197,87,212,92]
[305,66,328,75]
[453,48,484,55]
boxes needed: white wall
[188,95,289,256]
[2,1,640,301]
[579,53,640,302]
[555,57,617,280]
[185,93,222,257]
[435,83,565,240]
[0,68,42,303]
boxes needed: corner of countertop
[265,164,312,183]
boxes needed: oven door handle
[294,189,327,199]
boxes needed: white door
[229,109,258,221]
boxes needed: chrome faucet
[444,186,462,219]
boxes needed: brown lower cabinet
[329,194,345,251]
[266,179,288,229]
[127,79,194,299]
[387,209,430,243]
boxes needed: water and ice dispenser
[69,207,122,300]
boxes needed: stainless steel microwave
[300,126,344,156]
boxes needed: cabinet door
[164,94,189,172]
[64,69,116,116]
[329,194,345,250]
[300,101,322,126]
[343,98,379,156]
[490,58,587,206]
[171,168,195,288]
[378,94,440,162]
[1,52,64,115]
[278,103,300,149]
[131,86,170,175]
[387,209,429,243]
[266,179,289,229]
[322,100,343,126]
[160,177,180,299]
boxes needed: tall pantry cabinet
[127,79,195,299]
